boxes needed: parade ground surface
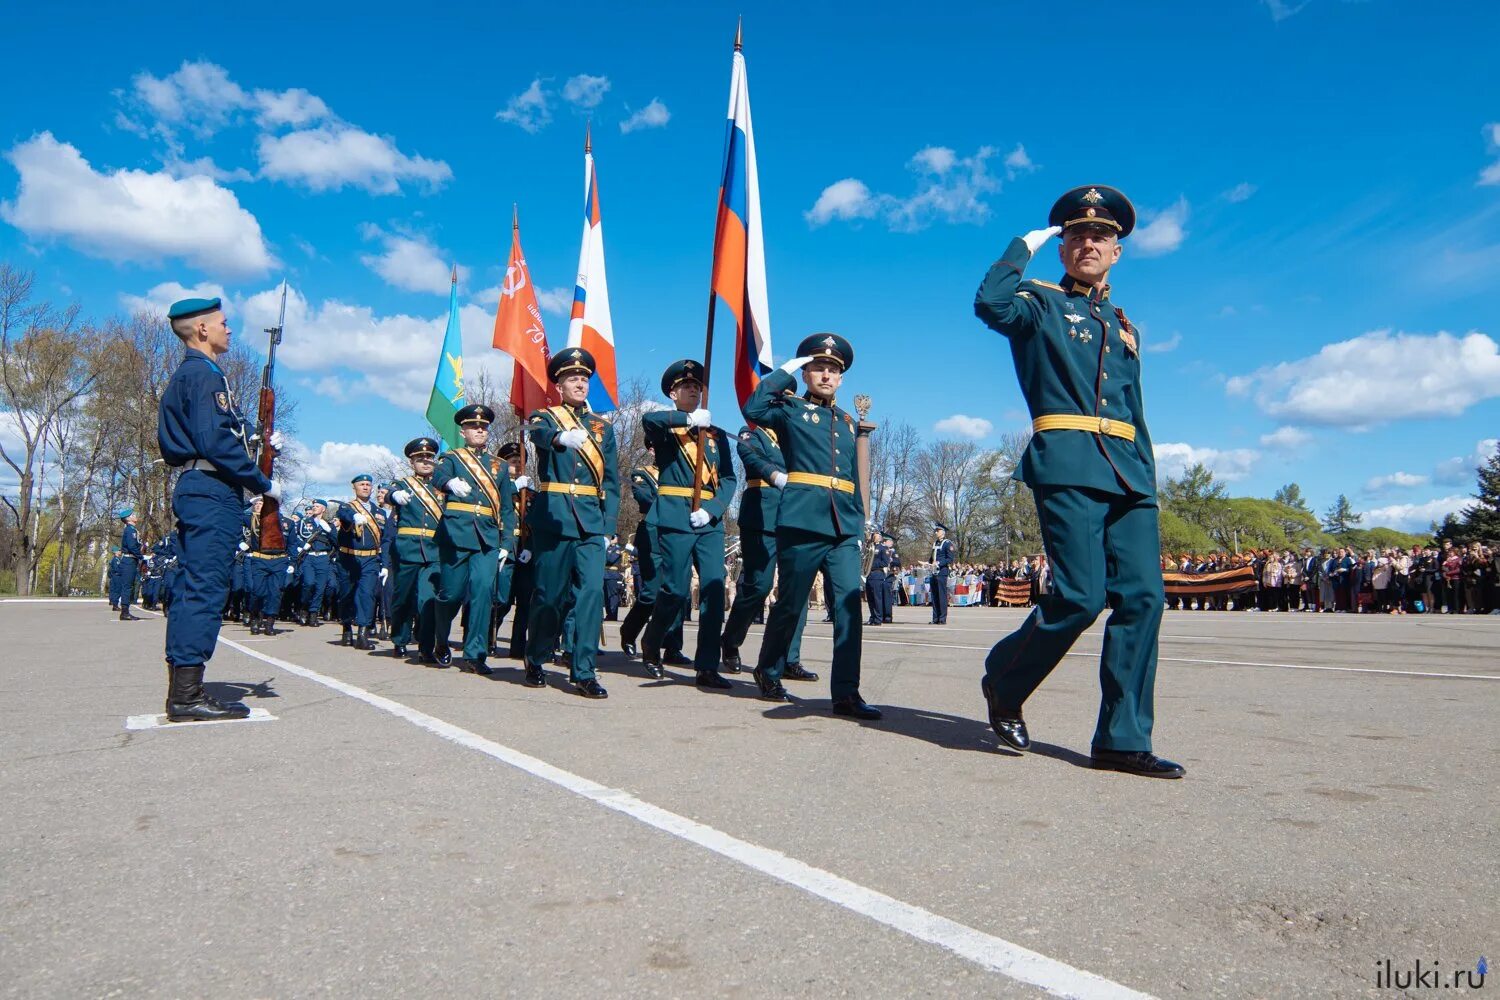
[2,601,1495,999]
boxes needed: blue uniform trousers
[299,553,332,614]
[722,529,805,664]
[118,560,139,612]
[865,569,890,624]
[435,541,497,661]
[643,528,726,673]
[246,554,289,615]
[983,486,1165,753]
[525,532,604,681]
[339,553,379,627]
[931,569,950,623]
[164,474,243,667]
[883,573,896,621]
[392,555,439,653]
[756,529,862,698]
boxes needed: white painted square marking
[125,707,277,730]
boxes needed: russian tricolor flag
[567,131,619,413]
[712,33,774,408]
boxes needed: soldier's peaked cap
[796,332,854,372]
[404,437,439,458]
[497,442,522,460]
[454,403,495,427]
[548,347,596,383]
[1048,185,1135,238]
[661,359,705,395]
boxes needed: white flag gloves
[237,541,249,552]
[689,508,711,528]
[379,568,388,584]
[390,489,411,506]
[268,430,286,451]
[686,408,713,429]
[498,549,511,561]
[262,480,282,502]
[780,356,815,374]
[513,475,532,491]
[558,428,588,450]
[445,479,472,498]
[518,550,532,564]
[1022,225,1062,255]
[353,513,369,526]
[770,471,788,489]
[286,564,296,576]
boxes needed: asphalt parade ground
[2,600,1496,999]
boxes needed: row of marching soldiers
[251,335,883,718]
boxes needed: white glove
[770,471,788,488]
[780,356,815,374]
[379,568,388,583]
[1021,225,1062,255]
[445,478,472,498]
[498,549,511,561]
[624,543,636,555]
[686,408,712,429]
[558,428,588,450]
[237,541,250,552]
[286,564,296,576]
[519,550,532,564]
[299,544,309,554]
[269,430,286,450]
[689,508,711,528]
[513,475,532,491]
[263,480,282,502]
[353,513,369,526]
[390,489,411,506]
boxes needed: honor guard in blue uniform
[156,296,269,722]
[603,538,624,622]
[743,333,881,719]
[107,549,122,609]
[721,423,817,680]
[636,360,737,689]
[296,500,337,625]
[117,510,143,620]
[522,349,619,697]
[866,527,896,626]
[930,523,955,624]
[241,496,292,635]
[972,184,1182,778]
[337,474,387,651]
[386,437,445,661]
[374,482,396,638]
[432,405,517,674]
[489,442,529,657]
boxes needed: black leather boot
[341,624,354,646]
[166,664,250,722]
[354,626,375,651]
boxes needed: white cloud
[933,414,993,440]
[1261,0,1310,21]
[1479,122,1500,186]
[256,126,451,195]
[1,132,273,275]
[806,145,1001,232]
[1132,197,1189,257]
[562,74,611,109]
[1360,495,1470,534]
[252,87,332,129]
[1226,329,1500,428]
[1003,143,1037,179]
[1223,182,1258,203]
[162,156,255,183]
[122,60,333,149]
[359,226,467,295]
[1153,442,1259,482]
[535,286,573,315]
[1433,438,1499,485]
[1365,471,1429,493]
[120,280,227,316]
[496,79,551,133]
[1145,331,1182,353]
[619,99,671,134]
[1259,426,1312,450]
[293,438,402,486]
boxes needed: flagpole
[691,17,743,512]
[510,202,531,544]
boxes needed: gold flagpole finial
[584,120,592,153]
[734,15,743,51]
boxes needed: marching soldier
[972,184,1182,778]
[603,537,624,622]
[882,534,900,622]
[866,527,894,626]
[721,422,817,681]
[617,444,687,663]
[240,495,292,635]
[931,523,955,624]
[156,295,268,722]
[490,442,529,657]
[743,333,881,719]
[432,405,515,674]
[336,474,387,650]
[374,482,396,639]
[386,438,445,661]
[117,509,142,620]
[523,348,619,697]
[296,500,337,625]
[638,360,737,689]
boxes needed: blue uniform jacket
[121,524,142,560]
[336,499,388,562]
[157,349,272,495]
[934,538,954,570]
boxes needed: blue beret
[351,474,372,484]
[167,297,222,321]
[117,508,133,520]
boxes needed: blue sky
[2,0,1498,531]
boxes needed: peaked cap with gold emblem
[795,332,854,372]
[1048,185,1136,238]
[547,346,596,383]
[660,358,706,396]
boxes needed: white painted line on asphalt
[212,634,1154,1000]
[125,707,277,730]
[0,598,108,603]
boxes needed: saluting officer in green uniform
[386,436,445,663]
[523,348,620,698]
[638,360,737,690]
[431,405,517,675]
[972,185,1183,779]
[743,334,881,720]
[721,423,817,681]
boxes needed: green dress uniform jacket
[389,475,445,563]
[430,449,517,551]
[741,370,865,536]
[640,410,737,532]
[735,425,783,535]
[387,474,445,655]
[722,424,807,666]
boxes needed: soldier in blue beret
[156,295,268,721]
[240,495,294,635]
[295,499,337,626]
[522,348,619,696]
[115,509,143,620]
[386,437,445,661]
[336,474,387,650]
[972,185,1183,778]
[743,332,882,719]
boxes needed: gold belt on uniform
[784,472,856,494]
[246,551,287,559]
[745,479,772,489]
[539,482,605,499]
[445,502,494,515]
[1031,414,1137,442]
[338,546,379,557]
[397,527,436,538]
[657,485,715,500]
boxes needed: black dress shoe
[782,662,819,682]
[248,617,262,635]
[434,648,452,668]
[752,667,787,702]
[663,651,692,667]
[981,675,1029,750]
[696,669,732,690]
[831,695,883,720]
[574,678,609,699]
[641,651,665,679]
[418,649,436,664]
[354,626,375,651]
[393,644,408,658]
[620,640,638,658]
[1090,749,1186,779]
[469,657,493,676]
[523,664,547,688]
[340,626,354,647]
[720,648,743,674]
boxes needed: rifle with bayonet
[254,281,288,552]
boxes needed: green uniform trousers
[643,528,725,673]
[526,531,604,681]
[435,541,498,661]
[983,485,1164,752]
[722,529,805,664]
[756,528,862,698]
[391,556,439,654]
